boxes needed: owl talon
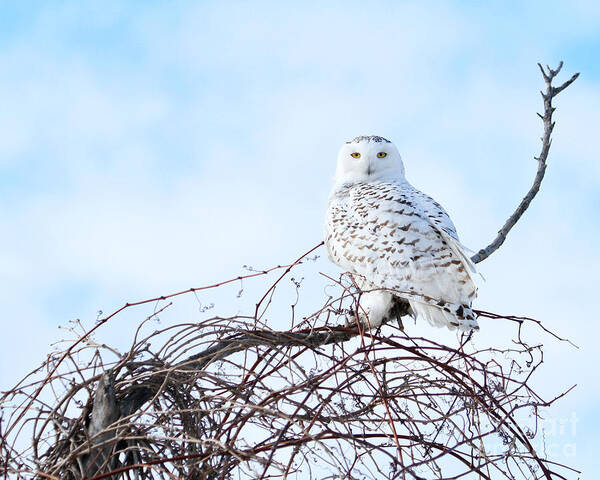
[343,309,359,328]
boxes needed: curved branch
[471,62,579,264]
[118,318,401,415]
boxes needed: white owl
[324,135,478,331]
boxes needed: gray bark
[81,371,120,478]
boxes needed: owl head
[334,135,405,185]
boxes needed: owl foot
[449,316,479,332]
[343,308,359,328]
[342,308,382,331]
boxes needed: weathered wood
[81,371,120,478]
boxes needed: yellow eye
[377,152,387,158]
[351,152,361,158]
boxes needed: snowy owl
[324,135,478,331]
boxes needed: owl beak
[367,161,373,176]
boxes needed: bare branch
[471,62,579,264]
[1,263,577,480]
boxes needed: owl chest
[348,190,422,236]
[332,191,428,263]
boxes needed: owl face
[334,136,405,185]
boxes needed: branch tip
[472,61,577,264]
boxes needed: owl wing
[411,188,478,282]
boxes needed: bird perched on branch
[324,135,478,331]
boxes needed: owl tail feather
[408,300,479,332]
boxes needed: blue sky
[1,1,599,476]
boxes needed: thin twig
[471,62,579,264]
